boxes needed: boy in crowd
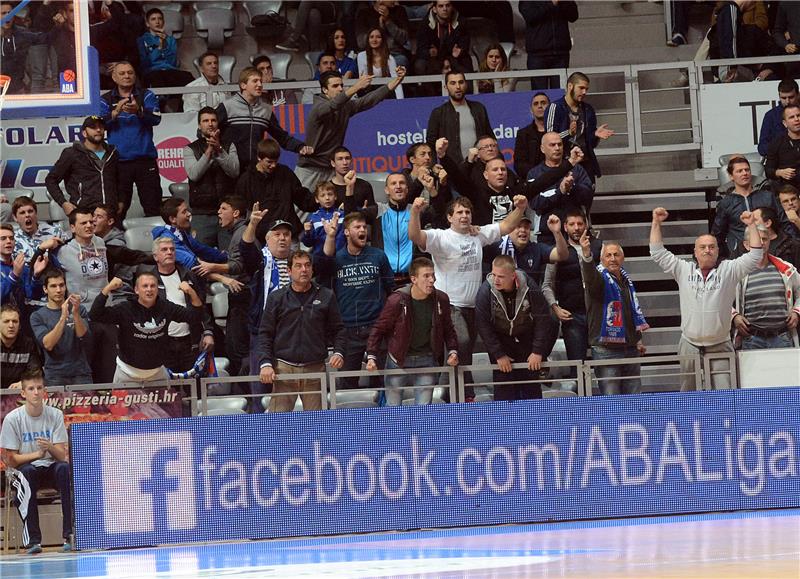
[301,181,346,255]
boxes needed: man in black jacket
[183,107,240,248]
[414,1,473,77]
[519,0,579,89]
[257,250,345,412]
[514,92,550,180]
[235,139,318,240]
[766,103,800,191]
[45,116,118,216]
[138,237,213,373]
[426,71,491,166]
[475,255,550,401]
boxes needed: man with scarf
[240,204,292,411]
[580,230,648,395]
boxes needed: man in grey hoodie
[294,69,406,189]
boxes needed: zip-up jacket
[241,238,282,334]
[45,141,119,209]
[544,97,601,179]
[301,207,345,256]
[541,239,602,313]
[733,254,800,346]
[151,225,227,269]
[99,87,161,161]
[185,138,239,214]
[0,261,41,306]
[650,241,762,346]
[765,133,800,190]
[519,1,579,56]
[475,270,550,361]
[581,253,643,348]
[90,292,202,370]
[415,8,472,70]
[258,283,345,367]
[426,99,491,165]
[711,183,795,257]
[529,160,593,240]
[366,286,458,367]
[136,31,179,75]
[514,121,546,180]
[758,104,787,157]
[216,93,305,169]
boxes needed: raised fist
[652,207,669,222]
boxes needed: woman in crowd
[357,27,404,99]
[476,43,516,94]
[327,28,358,79]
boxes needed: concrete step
[571,22,666,50]
[572,43,698,67]
[576,0,664,20]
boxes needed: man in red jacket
[366,257,458,405]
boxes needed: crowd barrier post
[327,366,457,409]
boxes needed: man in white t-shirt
[408,194,529,400]
[0,369,72,554]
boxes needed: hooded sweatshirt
[52,235,110,305]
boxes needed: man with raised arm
[295,68,406,189]
[650,207,763,391]
[408,193,529,401]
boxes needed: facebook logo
[100,432,196,534]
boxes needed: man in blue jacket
[152,198,227,272]
[758,79,799,157]
[545,72,614,185]
[99,61,162,220]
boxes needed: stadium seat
[243,1,283,25]
[143,2,181,12]
[211,292,228,328]
[47,200,67,226]
[209,282,229,295]
[194,8,236,52]
[0,187,36,203]
[251,53,291,80]
[202,397,247,416]
[193,1,233,9]
[123,216,163,230]
[304,51,322,78]
[168,183,190,202]
[124,227,156,252]
[161,9,184,39]
[361,172,389,204]
[332,390,380,409]
[193,55,236,84]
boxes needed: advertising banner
[699,80,783,167]
[71,387,800,550]
[1,89,563,196]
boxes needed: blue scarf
[262,246,280,308]
[596,264,649,344]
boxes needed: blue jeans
[562,312,589,379]
[384,354,438,406]
[591,345,641,395]
[741,331,793,350]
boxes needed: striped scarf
[596,264,649,344]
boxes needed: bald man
[650,207,763,391]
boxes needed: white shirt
[356,52,403,99]
[425,224,501,307]
[162,271,190,337]
[182,75,229,113]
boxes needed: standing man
[183,51,229,113]
[530,132,593,242]
[216,66,312,171]
[139,237,213,374]
[183,106,240,247]
[519,1,579,90]
[99,61,162,220]
[45,116,119,216]
[90,273,202,382]
[545,72,614,185]
[404,142,451,221]
[257,250,345,412]
[408,194,529,401]
[651,207,763,391]
[476,255,551,401]
[514,92,551,179]
[30,269,92,386]
[712,156,792,258]
[365,256,459,406]
[542,209,602,381]
[426,71,491,166]
[485,215,568,285]
[580,232,648,395]
[765,103,800,191]
[757,78,799,157]
[295,69,405,189]
[0,369,72,554]
[330,147,376,209]
[414,1,473,77]
[752,207,800,267]
[318,212,395,388]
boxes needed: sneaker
[667,33,686,47]
[275,36,300,52]
[26,543,43,555]
[63,537,73,551]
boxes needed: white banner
[699,80,782,168]
[1,112,197,200]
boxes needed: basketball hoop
[0,75,11,112]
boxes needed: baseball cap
[268,219,293,233]
[81,115,105,130]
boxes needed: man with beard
[545,72,614,185]
[183,106,240,247]
[426,71,491,166]
[319,212,395,389]
[530,132,593,243]
[45,116,118,216]
[514,92,550,179]
[216,67,312,171]
[542,209,602,381]
[240,205,293,411]
[330,147,376,209]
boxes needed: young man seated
[0,368,72,554]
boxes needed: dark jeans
[490,342,542,401]
[591,345,642,395]
[451,306,476,400]
[89,321,118,384]
[226,290,251,378]
[341,324,383,390]
[248,332,270,413]
[13,462,73,545]
[527,53,570,90]
[164,334,198,373]
[561,311,589,379]
[118,157,163,219]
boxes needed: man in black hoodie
[45,116,118,216]
[519,1,579,90]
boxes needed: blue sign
[71,388,800,550]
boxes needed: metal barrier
[324,366,457,409]
[456,360,582,402]
[197,372,329,413]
